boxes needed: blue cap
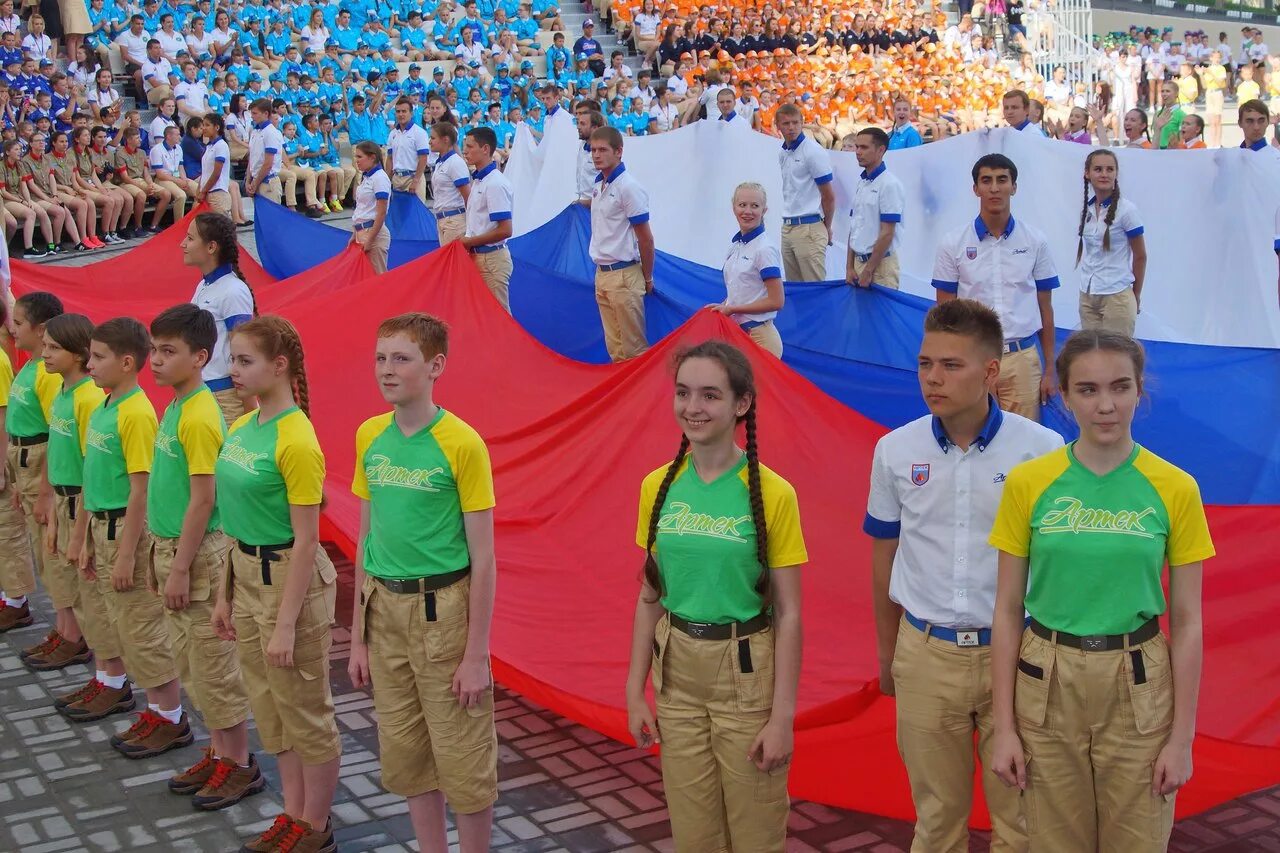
[408,63,420,70]
[468,59,480,67]
[576,52,587,60]
[433,66,443,74]
[324,38,336,46]
[249,72,262,82]
[39,58,53,67]
[521,59,533,68]
[497,62,508,70]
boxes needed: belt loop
[19,447,28,468]
[424,591,437,622]
[923,623,934,641]
[736,629,754,675]
[107,515,118,542]
[260,552,272,587]
[68,495,77,521]
[1050,629,1058,646]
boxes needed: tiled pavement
[7,234,1279,852]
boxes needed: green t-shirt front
[216,407,324,546]
[351,408,495,579]
[990,443,1216,636]
[1158,107,1185,149]
[47,377,106,488]
[636,454,808,624]
[7,358,60,438]
[148,386,226,538]
[83,386,158,513]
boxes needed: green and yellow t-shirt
[83,386,158,513]
[47,377,106,488]
[989,443,1215,636]
[148,387,226,539]
[7,357,60,438]
[216,407,324,546]
[636,455,808,624]
[351,408,495,579]
[0,347,12,410]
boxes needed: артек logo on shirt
[1038,496,1157,539]
[154,430,180,459]
[48,412,75,438]
[658,502,752,542]
[363,454,444,492]
[218,436,268,474]
[85,425,112,454]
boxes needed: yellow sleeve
[276,411,325,506]
[177,397,225,476]
[988,463,1036,557]
[1137,454,1217,567]
[350,413,392,500]
[118,396,158,475]
[74,384,105,455]
[635,464,672,550]
[34,362,60,421]
[0,349,12,407]
[437,414,495,513]
[760,467,807,568]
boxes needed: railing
[1096,0,1280,21]
[1030,0,1100,86]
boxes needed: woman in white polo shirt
[713,182,784,358]
[198,112,234,218]
[1074,149,1146,336]
[349,141,392,275]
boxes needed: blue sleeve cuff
[932,278,959,294]
[264,146,278,153]
[417,148,429,154]
[1125,226,1144,238]
[862,513,901,539]
[880,213,902,223]
[215,156,227,163]
[175,94,186,100]
[489,210,512,221]
[453,177,470,187]
[628,212,650,225]
[1274,237,1280,252]
[1035,276,1061,291]
[374,191,390,199]
[813,172,834,185]
[758,265,781,281]
[225,313,253,330]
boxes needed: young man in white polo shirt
[427,121,471,247]
[775,102,835,282]
[460,126,514,313]
[575,108,604,203]
[150,125,198,218]
[140,38,175,106]
[932,154,1059,423]
[846,127,903,290]
[587,126,654,362]
[386,96,431,204]
[245,97,283,205]
[865,298,1061,853]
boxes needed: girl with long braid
[626,340,806,853]
[1121,108,1153,149]
[211,315,341,853]
[1075,150,1146,336]
[183,212,256,427]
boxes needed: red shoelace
[121,710,162,741]
[203,758,237,792]
[77,679,107,705]
[254,815,293,847]
[183,749,217,780]
[274,820,308,853]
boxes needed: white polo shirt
[649,100,678,132]
[387,121,430,174]
[1078,195,1144,296]
[722,224,782,324]
[248,119,283,181]
[353,164,391,225]
[191,266,255,385]
[115,29,151,64]
[931,216,1060,342]
[777,132,833,220]
[864,404,1064,629]
[588,162,649,267]
[149,140,182,177]
[149,114,178,147]
[140,56,174,93]
[200,136,231,193]
[174,79,209,113]
[429,149,469,212]
[848,162,904,256]
[464,160,513,246]
[575,140,594,199]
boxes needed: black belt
[12,434,49,446]
[670,611,770,641]
[237,539,294,587]
[53,484,81,496]
[1029,616,1160,652]
[373,566,470,622]
[91,507,127,540]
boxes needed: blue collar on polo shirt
[931,395,1004,452]
[720,110,736,121]
[861,162,886,181]
[473,161,497,179]
[397,120,414,131]
[582,141,590,152]
[781,131,806,150]
[594,161,625,183]
[1086,194,1115,207]
[1242,137,1268,151]
[363,163,383,177]
[1014,119,1031,130]
[732,224,765,243]
[201,262,233,285]
[253,119,270,129]
[437,149,454,162]
[547,104,560,116]
[974,215,1015,240]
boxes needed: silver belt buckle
[955,630,980,648]
[1082,636,1106,652]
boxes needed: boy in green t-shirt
[148,304,262,807]
[347,313,499,852]
[69,318,191,759]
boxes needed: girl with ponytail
[212,314,341,853]
[626,340,806,852]
[183,211,257,427]
[1075,149,1147,336]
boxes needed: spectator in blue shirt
[888,98,924,149]
[451,1,489,47]
[573,19,604,75]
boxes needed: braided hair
[1076,148,1120,265]
[641,341,771,609]
[229,315,312,418]
[193,211,257,315]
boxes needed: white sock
[95,669,108,684]
[152,704,183,724]
[100,672,127,689]
[3,595,25,607]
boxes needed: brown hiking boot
[192,755,266,811]
[21,629,60,660]
[114,711,194,759]
[238,814,295,853]
[275,818,336,853]
[169,747,218,794]
[0,599,32,632]
[54,677,98,710]
[62,679,135,722]
[27,635,90,671]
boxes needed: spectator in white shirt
[115,16,151,93]
[21,15,53,61]
[648,83,679,132]
[139,38,176,106]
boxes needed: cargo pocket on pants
[650,615,670,696]
[753,762,790,804]
[1014,634,1056,731]
[1125,639,1174,737]
[733,629,775,714]
[425,615,469,662]
[355,576,375,646]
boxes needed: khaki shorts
[997,345,1043,423]
[360,574,497,811]
[652,614,788,852]
[152,532,249,731]
[43,491,83,610]
[594,264,647,362]
[471,247,512,313]
[212,387,246,428]
[851,252,900,289]
[88,513,176,689]
[1204,89,1225,116]
[58,492,119,659]
[1079,287,1137,337]
[0,449,36,598]
[229,543,340,764]
[5,443,44,598]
